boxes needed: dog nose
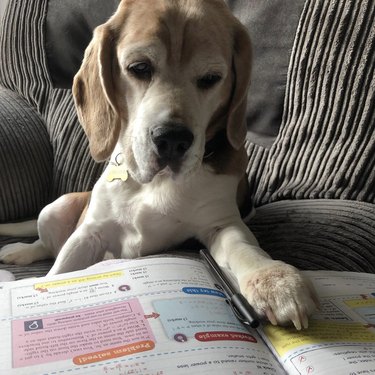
[150,124,194,161]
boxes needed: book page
[0,257,285,375]
[259,271,375,375]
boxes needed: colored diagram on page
[344,295,375,324]
[152,297,257,344]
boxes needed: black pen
[200,249,260,329]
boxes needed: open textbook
[0,256,374,375]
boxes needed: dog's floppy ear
[73,24,120,162]
[226,23,252,150]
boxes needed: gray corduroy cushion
[0,87,52,222]
[248,200,375,272]
[245,0,375,272]
[253,0,375,205]
[227,0,306,147]
[0,0,106,201]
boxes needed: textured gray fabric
[46,0,120,89]
[244,0,375,273]
[0,87,52,221]
[0,0,51,112]
[0,0,9,24]
[43,89,106,197]
[226,0,306,148]
[248,200,375,272]
[5,260,53,280]
[0,0,105,201]
[250,0,375,205]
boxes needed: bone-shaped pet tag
[106,153,128,182]
[106,165,129,182]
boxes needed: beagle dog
[0,0,318,329]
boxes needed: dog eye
[197,73,222,89]
[128,62,153,80]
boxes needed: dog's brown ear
[73,24,120,162]
[226,23,252,150]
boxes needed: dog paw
[239,262,319,330]
[0,243,35,265]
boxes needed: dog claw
[292,314,302,330]
[265,308,278,326]
[302,313,309,329]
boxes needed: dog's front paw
[0,242,47,266]
[0,243,36,265]
[239,262,319,330]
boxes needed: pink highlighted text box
[12,299,155,368]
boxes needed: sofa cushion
[0,0,9,24]
[226,0,306,147]
[248,200,375,272]
[44,89,106,198]
[0,87,52,222]
[45,0,120,89]
[254,0,375,205]
[0,0,106,201]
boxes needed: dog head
[73,0,251,183]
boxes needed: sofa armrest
[0,86,52,222]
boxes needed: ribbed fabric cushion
[46,0,120,89]
[44,89,106,197]
[0,87,52,221]
[2,260,53,279]
[248,200,375,272]
[0,0,51,112]
[252,0,375,205]
[0,0,105,200]
[227,0,305,148]
[245,0,375,273]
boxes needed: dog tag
[106,165,129,182]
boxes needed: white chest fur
[86,165,240,259]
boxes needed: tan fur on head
[72,0,252,170]
[73,24,122,161]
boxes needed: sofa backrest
[0,0,9,23]
[251,0,375,205]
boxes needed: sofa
[0,0,374,280]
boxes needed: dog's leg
[0,220,49,265]
[201,220,319,330]
[0,220,38,237]
[47,223,109,275]
[0,193,90,266]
